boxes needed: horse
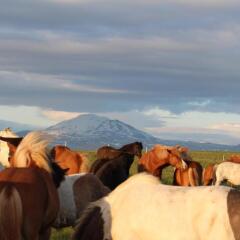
[202,163,216,186]
[226,155,240,164]
[138,144,187,179]
[214,162,240,186]
[90,152,135,190]
[51,145,89,175]
[96,141,143,160]
[173,160,203,186]
[53,173,110,228]
[0,127,22,167]
[73,173,240,240]
[0,131,66,240]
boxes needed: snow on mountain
[45,114,158,149]
[45,114,240,151]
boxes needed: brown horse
[91,152,135,190]
[0,131,66,240]
[51,145,89,175]
[173,160,203,186]
[202,163,217,186]
[96,141,143,159]
[226,155,240,164]
[91,142,143,174]
[138,144,187,179]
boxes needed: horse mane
[119,141,143,151]
[14,131,53,173]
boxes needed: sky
[0,0,240,144]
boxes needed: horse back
[0,168,59,228]
[90,158,112,174]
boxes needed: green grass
[50,150,240,239]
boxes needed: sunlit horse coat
[73,173,240,240]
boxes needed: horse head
[167,148,187,170]
[133,142,143,158]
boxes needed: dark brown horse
[96,141,143,159]
[91,152,135,190]
[51,145,89,175]
[138,144,187,179]
[91,142,143,174]
[173,160,203,186]
[0,131,66,240]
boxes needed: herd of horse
[1,128,240,239]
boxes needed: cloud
[41,109,82,122]
[209,123,240,136]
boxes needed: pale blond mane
[13,131,52,173]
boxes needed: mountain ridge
[44,114,240,151]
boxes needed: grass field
[50,150,240,240]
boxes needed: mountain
[45,114,240,151]
[46,114,158,149]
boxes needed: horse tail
[78,153,89,173]
[72,200,111,240]
[202,168,205,185]
[0,185,23,240]
[188,168,199,186]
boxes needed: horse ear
[167,149,171,154]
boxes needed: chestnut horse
[73,173,240,240]
[202,163,216,186]
[226,155,240,164]
[173,160,203,186]
[51,145,89,175]
[0,131,66,240]
[138,144,187,179]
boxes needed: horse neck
[167,155,181,167]
[119,143,134,152]
[120,153,135,169]
[141,151,169,172]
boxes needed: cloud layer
[0,0,240,143]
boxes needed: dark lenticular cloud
[0,0,240,114]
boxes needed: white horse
[214,162,240,186]
[53,173,110,228]
[73,173,240,240]
[0,127,19,167]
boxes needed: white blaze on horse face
[181,159,187,169]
